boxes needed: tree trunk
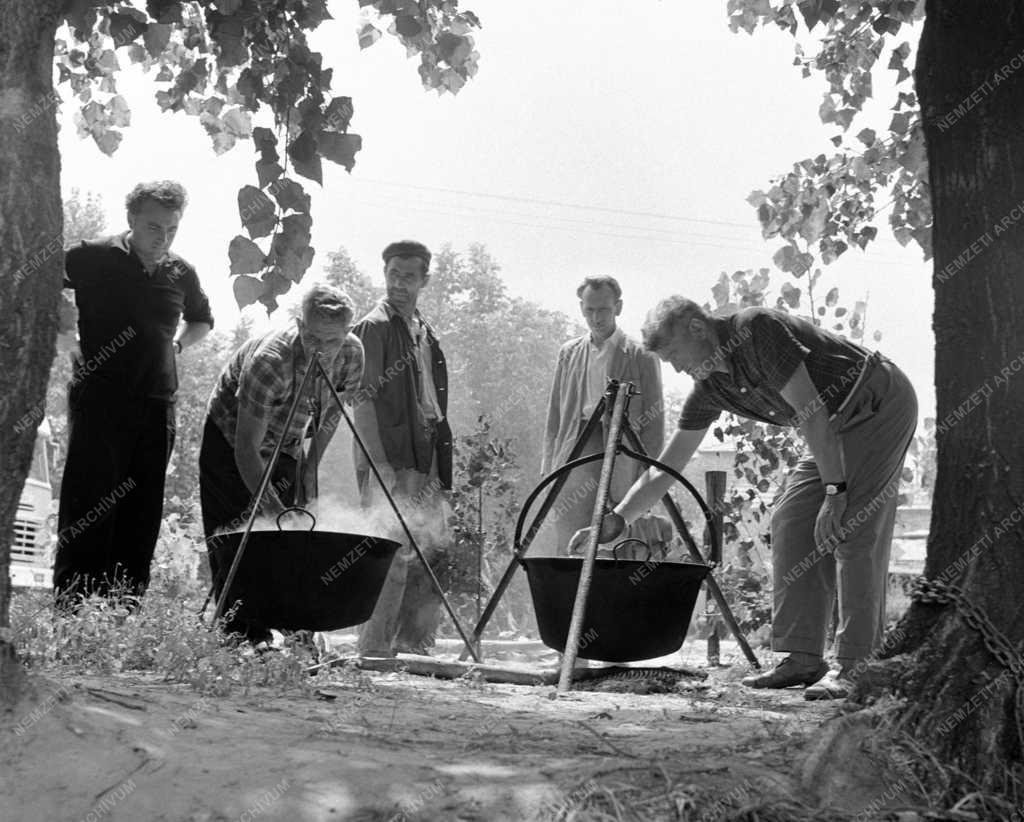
[870,0,1024,789]
[0,0,65,700]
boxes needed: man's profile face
[297,314,351,362]
[126,199,181,266]
[579,285,622,341]
[656,319,716,379]
[384,256,428,312]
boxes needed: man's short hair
[641,296,710,351]
[125,181,188,214]
[382,240,431,271]
[301,284,354,326]
[576,275,622,301]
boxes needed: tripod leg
[557,382,633,693]
[621,424,762,670]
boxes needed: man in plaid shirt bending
[200,284,364,642]
[570,297,917,700]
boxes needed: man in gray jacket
[540,276,665,556]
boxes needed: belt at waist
[830,351,888,422]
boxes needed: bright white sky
[56,0,936,418]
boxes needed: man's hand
[814,493,848,551]
[566,512,626,555]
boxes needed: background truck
[10,419,56,590]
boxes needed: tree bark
[867,0,1024,788]
[0,0,65,700]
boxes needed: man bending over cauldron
[351,240,453,658]
[200,284,363,642]
[570,297,917,700]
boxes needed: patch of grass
[9,566,325,697]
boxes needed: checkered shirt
[678,308,872,431]
[208,324,364,457]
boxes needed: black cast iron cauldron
[211,508,400,632]
[520,547,710,662]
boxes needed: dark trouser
[198,417,296,640]
[54,383,175,606]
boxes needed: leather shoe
[741,656,829,689]
[804,670,854,700]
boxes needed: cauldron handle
[276,507,317,532]
[610,538,652,564]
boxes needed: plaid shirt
[208,323,364,458]
[678,308,872,431]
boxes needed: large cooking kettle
[211,508,400,632]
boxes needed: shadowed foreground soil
[1,640,919,821]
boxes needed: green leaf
[323,96,354,132]
[271,178,311,214]
[107,95,131,127]
[395,15,424,37]
[144,23,172,58]
[856,127,876,146]
[109,12,148,47]
[228,235,267,276]
[358,22,382,50]
[237,185,276,238]
[146,1,183,25]
[255,159,284,188]
[64,0,98,39]
[211,13,248,67]
[222,107,251,139]
[779,281,801,309]
[232,274,265,309]
[287,131,323,185]
[825,287,839,307]
[317,132,362,171]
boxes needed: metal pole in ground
[556,381,632,694]
[704,470,726,666]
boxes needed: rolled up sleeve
[678,384,722,431]
[183,269,215,328]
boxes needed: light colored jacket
[541,331,664,477]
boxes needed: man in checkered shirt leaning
[200,284,364,642]
[570,297,917,700]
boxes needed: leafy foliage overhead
[57,0,481,312]
[728,0,931,277]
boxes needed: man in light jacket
[540,276,665,556]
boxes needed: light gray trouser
[356,455,447,654]
[770,356,918,664]
[535,420,642,558]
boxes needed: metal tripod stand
[460,379,760,686]
[209,352,481,663]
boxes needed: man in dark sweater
[351,240,453,658]
[55,181,213,607]
[571,297,917,700]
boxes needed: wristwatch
[173,339,182,355]
[824,481,847,496]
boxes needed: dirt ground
[1,637,911,822]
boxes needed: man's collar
[112,231,172,268]
[709,315,736,378]
[111,232,131,253]
[589,325,623,350]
